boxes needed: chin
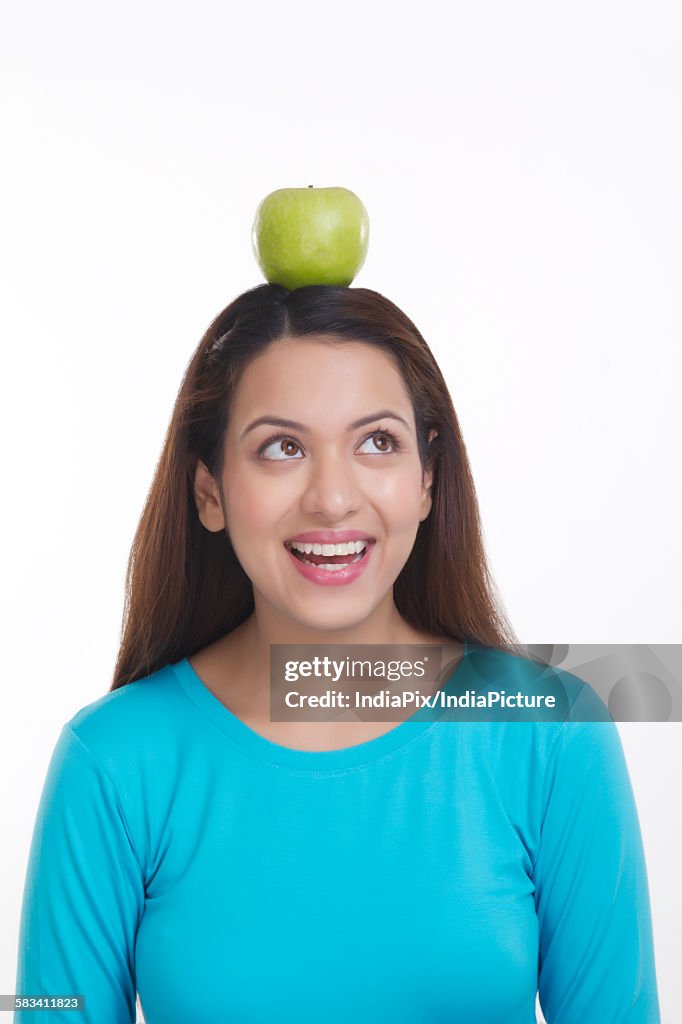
[278,599,377,633]
[288,608,371,631]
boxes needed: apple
[251,185,369,290]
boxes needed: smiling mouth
[284,540,374,569]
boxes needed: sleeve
[533,716,661,1023]
[14,723,145,1024]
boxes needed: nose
[299,448,362,520]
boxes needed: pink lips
[285,537,375,587]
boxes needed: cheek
[375,472,426,522]
[222,471,292,534]
[222,476,261,529]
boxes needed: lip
[285,530,376,545]
[285,539,374,586]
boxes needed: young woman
[15,284,660,1023]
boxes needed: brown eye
[358,429,403,455]
[258,435,304,461]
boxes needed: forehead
[230,337,414,428]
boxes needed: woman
[15,284,660,1022]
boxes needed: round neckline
[171,641,472,772]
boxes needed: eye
[257,434,304,461]
[358,429,403,455]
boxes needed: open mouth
[284,540,374,571]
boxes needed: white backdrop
[1,1,680,1021]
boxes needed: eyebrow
[240,409,411,440]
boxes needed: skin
[191,335,464,751]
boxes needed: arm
[533,715,661,1023]
[14,724,145,1024]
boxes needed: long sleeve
[533,717,661,1023]
[14,724,145,1024]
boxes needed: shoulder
[448,645,615,785]
[63,660,189,777]
[483,650,628,810]
[466,643,612,723]
[43,661,194,882]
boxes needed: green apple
[251,185,369,290]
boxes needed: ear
[193,459,226,533]
[419,429,438,522]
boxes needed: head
[111,284,519,688]
[192,333,437,640]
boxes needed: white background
[1,1,680,1021]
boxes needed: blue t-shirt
[14,643,660,1023]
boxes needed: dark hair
[110,283,520,690]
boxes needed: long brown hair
[110,283,520,690]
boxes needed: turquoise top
[15,643,660,1023]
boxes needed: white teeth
[296,549,366,570]
[289,540,368,556]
